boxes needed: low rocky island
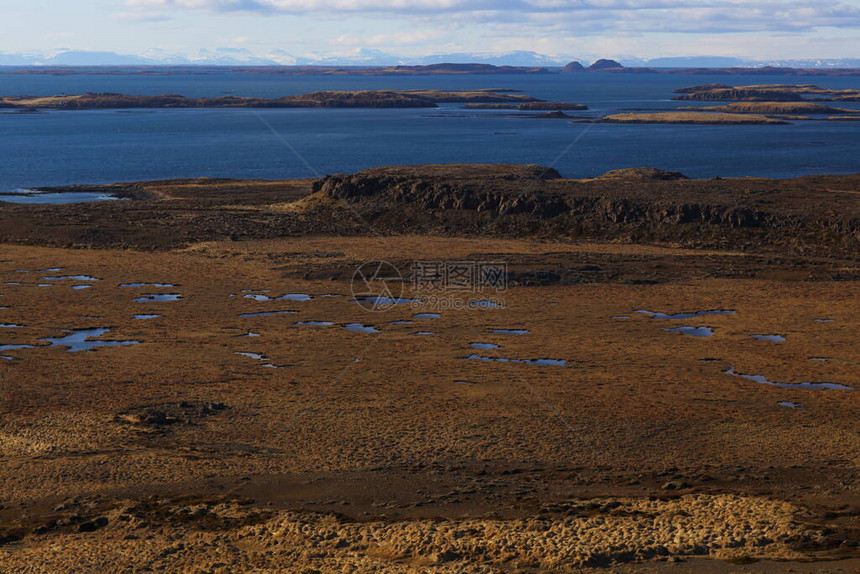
[673,83,860,102]
[463,102,588,110]
[598,112,789,124]
[678,101,860,114]
[0,89,541,110]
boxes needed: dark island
[0,89,542,110]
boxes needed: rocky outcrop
[595,168,689,181]
[561,61,586,72]
[599,112,788,124]
[305,164,859,257]
[588,59,624,71]
[463,102,587,110]
[673,83,860,102]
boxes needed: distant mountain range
[0,49,858,69]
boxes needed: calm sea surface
[0,72,857,190]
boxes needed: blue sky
[1,0,859,61]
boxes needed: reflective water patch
[724,367,852,390]
[41,328,141,353]
[751,334,786,342]
[467,354,566,366]
[665,326,714,337]
[636,309,736,320]
[345,323,380,333]
[135,294,182,302]
[238,310,297,318]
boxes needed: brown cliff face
[311,165,859,257]
[673,84,860,102]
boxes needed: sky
[1,0,859,62]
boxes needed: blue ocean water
[0,71,857,190]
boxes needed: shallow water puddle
[296,321,335,327]
[751,334,786,342]
[235,351,283,369]
[238,310,297,318]
[724,367,852,390]
[0,323,23,328]
[778,401,803,409]
[73,285,92,290]
[43,275,99,282]
[236,352,266,361]
[492,329,530,335]
[345,323,380,333]
[665,326,714,337]
[135,293,182,302]
[121,283,176,288]
[133,314,160,320]
[353,296,416,306]
[414,331,435,336]
[413,313,441,319]
[0,344,34,360]
[245,293,313,302]
[467,354,567,366]
[470,342,501,349]
[38,284,53,287]
[813,318,835,323]
[809,357,829,362]
[239,332,261,337]
[636,309,736,320]
[389,320,414,325]
[612,315,630,319]
[41,328,141,353]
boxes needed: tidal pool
[414,331,435,336]
[41,328,141,353]
[121,283,176,288]
[467,354,566,366]
[353,296,416,306]
[778,401,803,409]
[345,323,380,333]
[296,321,335,326]
[491,329,530,335]
[665,326,714,337]
[245,293,313,302]
[133,315,160,320]
[0,344,34,360]
[412,313,441,319]
[636,309,736,320]
[73,285,92,290]
[135,294,182,302]
[0,324,23,328]
[724,367,852,390]
[238,310,297,318]
[43,275,99,282]
[470,342,501,349]
[751,334,786,342]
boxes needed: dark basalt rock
[595,168,689,181]
[588,59,624,71]
[117,401,228,427]
[561,61,585,72]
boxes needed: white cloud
[120,0,860,34]
[331,30,445,46]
